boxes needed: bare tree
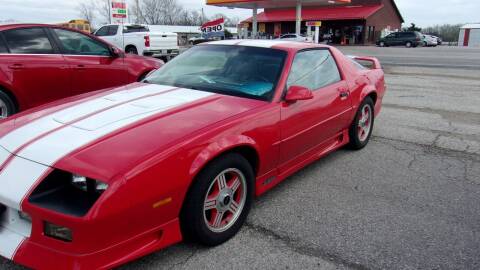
[78,1,96,25]
[95,0,112,25]
[128,0,241,27]
[423,24,463,42]
[77,0,111,26]
[130,0,187,25]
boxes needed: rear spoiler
[349,56,382,70]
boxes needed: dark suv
[377,31,422,48]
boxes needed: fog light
[44,222,72,242]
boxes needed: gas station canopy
[242,5,382,22]
[206,0,351,9]
[206,0,352,38]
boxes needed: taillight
[144,36,150,47]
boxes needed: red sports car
[0,24,163,119]
[0,40,385,269]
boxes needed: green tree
[403,23,422,32]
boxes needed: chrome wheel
[203,168,247,233]
[357,104,372,142]
[0,99,8,119]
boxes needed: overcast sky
[0,0,478,27]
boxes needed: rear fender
[357,86,379,116]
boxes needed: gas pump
[306,21,322,43]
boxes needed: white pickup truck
[94,24,179,61]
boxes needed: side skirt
[255,129,349,197]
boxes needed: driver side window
[53,29,111,56]
[287,49,341,91]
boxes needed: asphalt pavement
[2,45,480,270]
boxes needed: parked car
[0,24,163,119]
[275,33,309,42]
[422,34,438,47]
[0,40,385,269]
[377,31,423,47]
[188,35,214,45]
[94,24,179,61]
[431,35,443,45]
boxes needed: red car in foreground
[0,24,163,119]
[0,40,385,269]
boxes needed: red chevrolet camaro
[0,40,385,269]
[0,24,163,119]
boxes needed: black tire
[125,46,138,55]
[348,97,375,150]
[406,41,413,48]
[181,153,254,246]
[0,90,16,119]
[379,41,385,47]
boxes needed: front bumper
[3,215,182,270]
[0,147,183,269]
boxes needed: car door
[384,33,395,46]
[279,49,352,171]
[397,32,408,46]
[0,27,71,109]
[51,28,128,96]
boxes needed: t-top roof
[242,4,383,22]
[206,0,351,9]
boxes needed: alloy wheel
[0,99,9,119]
[203,168,247,233]
[357,104,372,142]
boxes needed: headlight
[72,174,108,193]
[29,170,109,217]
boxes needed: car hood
[0,83,267,180]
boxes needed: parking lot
[2,45,480,270]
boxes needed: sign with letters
[201,18,225,38]
[306,21,322,27]
[110,0,128,24]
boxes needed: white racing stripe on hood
[0,227,25,259]
[0,88,213,211]
[0,157,48,209]
[0,84,174,153]
[0,146,9,168]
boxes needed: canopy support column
[252,5,258,39]
[295,1,302,35]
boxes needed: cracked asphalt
[2,46,480,270]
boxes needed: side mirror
[285,85,313,102]
[110,47,123,58]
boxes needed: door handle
[339,91,349,98]
[74,64,86,70]
[8,64,24,70]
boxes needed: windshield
[145,45,287,101]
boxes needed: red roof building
[240,0,404,45]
